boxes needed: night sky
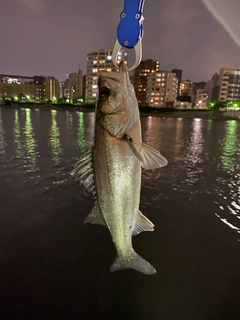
[1,0,240,82]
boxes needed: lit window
[92,85,98,89]
[93,60,97,64]
[107,55,112,60]
[92,69,97,73]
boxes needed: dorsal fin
[70,147,96,196]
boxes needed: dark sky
[1,0,240,82]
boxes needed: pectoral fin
[124,134,143,162]
[132,211,155,236]
[124,135,168,170]
[140,143,168,170]
[85,203,106,227]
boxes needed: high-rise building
[146,71,178,107]
[76,70,83,99]
[0,74,59,101]
[172,69,182,97]
[63,69,83,101]
[45,77,59,101]
[82,75,86,101]
[204,73,219,103]
[86,48,127,104]
[133,59,160,104]
[179,80,195,101]
[218,67,240,101]
[60,81,65,97]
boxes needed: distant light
[92,85,97,89]
[107,55,112,60]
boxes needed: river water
[1,107,240,319]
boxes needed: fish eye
[99,87,110,100]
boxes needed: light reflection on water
[0,108,6,158]
[220,120,238,171]
[0,109,240,238]
[184,119,204,187]
[23,109,39,172]
[49,110,62,166]
[77,112,86,150]
[212,120,240,236]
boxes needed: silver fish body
[71,62,167,275]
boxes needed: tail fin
[110,251,156,276]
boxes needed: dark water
[1,107,240,320]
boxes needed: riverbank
[1,103,240,121]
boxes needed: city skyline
[1,0,240,82]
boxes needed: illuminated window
[92,69,97,73]
[107,55,112,60]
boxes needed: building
[204,73,219,103]
[45,77,59,101]
[172,69,182,97]
[60,81,65,97]
[218,67,240,101]
[0,74,59,101]
[82,75,86,101]
[196,89,208,108]
[75,70,83,100]
[179,80,195,97]
[146,71,178,107]
[86,48,127,104]
[62,69,83,101]
[133,59,160,104]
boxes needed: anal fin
[132,211,155,236]
[85,203,106,227]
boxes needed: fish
[71,61,167,275]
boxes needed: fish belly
[94,127,141,257]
